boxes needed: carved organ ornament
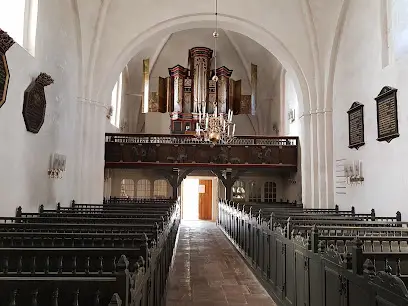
[146,46,251,134]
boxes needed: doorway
[181,177,214,220]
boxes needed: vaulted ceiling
[124,28,282,100]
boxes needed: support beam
[211,169,246,201]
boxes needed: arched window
[120,179,134,198]
[153,179,169,198]
[264,182,277,203]
[391,0,408,59]
[110,72,123,128]
[0,0,38,56]
[248,181,261,202]
[232,180,245,201]
[136,179,151,199]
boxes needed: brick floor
[165,221,277,306]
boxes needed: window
[232,180,245,201]
[120,179,134,198]
[136,179,151,199]
[0,0,38,56]
[110,72,123,128]
[264,182,277,203]
[24,0,38,56]
[248,181,261,202]
[153,179,169,198]
[391,0,408,59]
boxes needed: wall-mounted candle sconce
[344,160,364,185]
[48,153,66,179]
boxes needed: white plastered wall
[333,0,408,220]
[0,0,82,215]
[0,0,355,212]
[85,0,339,209]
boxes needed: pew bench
[218,199,408,306]
[0,231,154,248]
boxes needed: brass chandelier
[195,0,236,144]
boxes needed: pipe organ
[148,46,249,134]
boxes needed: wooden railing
[218,200,408,305]
[105,133,299,169]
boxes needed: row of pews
[0,198,181,306]
[218,200,408,306]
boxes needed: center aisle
[165,221,277,306]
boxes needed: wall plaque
[347,102,365,149]
[0,29,15,109]
[375,86,399,143]
[23,73,54,134]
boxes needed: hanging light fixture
[195,0,236,144]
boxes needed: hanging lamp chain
[214,0,218,76]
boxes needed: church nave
[166,221,277,306]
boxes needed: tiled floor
[165,221,277,306]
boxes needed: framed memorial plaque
[347,102,365,149]
[375,86,399,143]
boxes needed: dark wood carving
[347,102,365,149]
[0,29,15,109]
[375,86,399,143]
[158,77,167,113]
[105,134,299,170]
[23,73,54,134]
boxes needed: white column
[299,113,312,207]
[89,104,107,204]
[317,110,327,208]
[310,111,319,208]
[324,110,334,208]
[76,98,107,204]
[77,100,93,203]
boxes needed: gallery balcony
[104,133,299,171]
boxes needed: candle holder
[195,105,236,144]
[344,160,364,185]
[48,153,66,179]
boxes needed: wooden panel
[158,77,167,113]
[233,80,241,115]
[198,180,212,220]
[166,77,174,112]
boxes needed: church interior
[1,0,408,305]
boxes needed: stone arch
[93,14,313,116]
[84,12,320,207]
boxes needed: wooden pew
[0,198,181,306]
[217,199,408,306]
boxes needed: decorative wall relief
[375,86,399,143]
[347,102,365,149]
[168,65,187,113]
[148,92,159,112]
[251,63,257,115]
[23,73,54,133]
[240,95,251,114]
[0,29,15,109]
[183,78,192,113]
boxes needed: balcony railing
[105,133,298,146]
[105,133,299,169]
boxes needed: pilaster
[299,113,312,207]
[317,109,327,208]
